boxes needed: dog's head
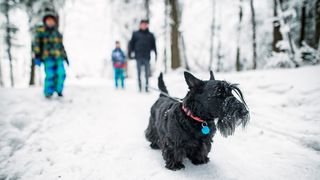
[183,71,249,137]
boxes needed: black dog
[145,71,249,170]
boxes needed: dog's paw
[191,157,210,165]
[165,162,185,171]
[150,143,160,150]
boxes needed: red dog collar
[182,104,206,123]
[181,104,211,135]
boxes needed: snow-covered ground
[0,65,320,180]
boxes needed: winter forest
[0,0,319,85]
[0,0,320,179]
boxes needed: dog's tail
[158,72,169,96]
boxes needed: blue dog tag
[201,124,210,135]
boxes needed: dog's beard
[217,96,249,137]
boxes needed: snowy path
[1,66,320,180]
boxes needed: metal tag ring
[202,121,208,127]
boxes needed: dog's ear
[209,70,215,80]
[184,71,203,88]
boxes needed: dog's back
[145,73,177,149]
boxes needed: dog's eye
[215,88,224,97]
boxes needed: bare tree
[163,0,169,73]
[180,33,190,70]
[316,0,320,49]
[250,0,257,69]
[277,0,299,67]
[22,0,40,86]
[26,1,45,86]
[144,0,150,19]
[236,0,243,71]
[0,58,3,86]
[208,0,216,71]
[215,2,223,72]
[3,0,15,87]
[29,55,36,85]
[216,24,222,72]
[272,0,283,52]
[169,0,181,69]
[299,0,307,47]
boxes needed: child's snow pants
[43,57,66,96]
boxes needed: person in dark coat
[128,19,157,92]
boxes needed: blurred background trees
[0,0,319,87]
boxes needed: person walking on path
[111,41,126,89]
[128,19,157,92]
[32,11,69,98]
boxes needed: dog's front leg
[187,142,210,165]
[162,138,186,170]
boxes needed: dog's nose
[240,108,249,116]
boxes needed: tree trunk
[272,0,283,52]
[250,0,257,69]
[277,0,299,67]
[169,0,181,69]
[163,0,169,73]
[180,33,190,70]
[27,14,36,86]
[216,22,222,72]
[208,0,216,71]
[236,0,243,71]
[145,0,150,19]
[0,59,3,87]
[316,0,320,49]
[299,0,307,47]
[4,0,14,87]
[29,56,35,85]
[216,2,222,72]
[216,36,222,72]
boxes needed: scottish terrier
[145,71,249,170]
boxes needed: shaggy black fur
[145,71,249,170]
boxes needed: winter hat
[140,19,149,24]
[42,7,58,24]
